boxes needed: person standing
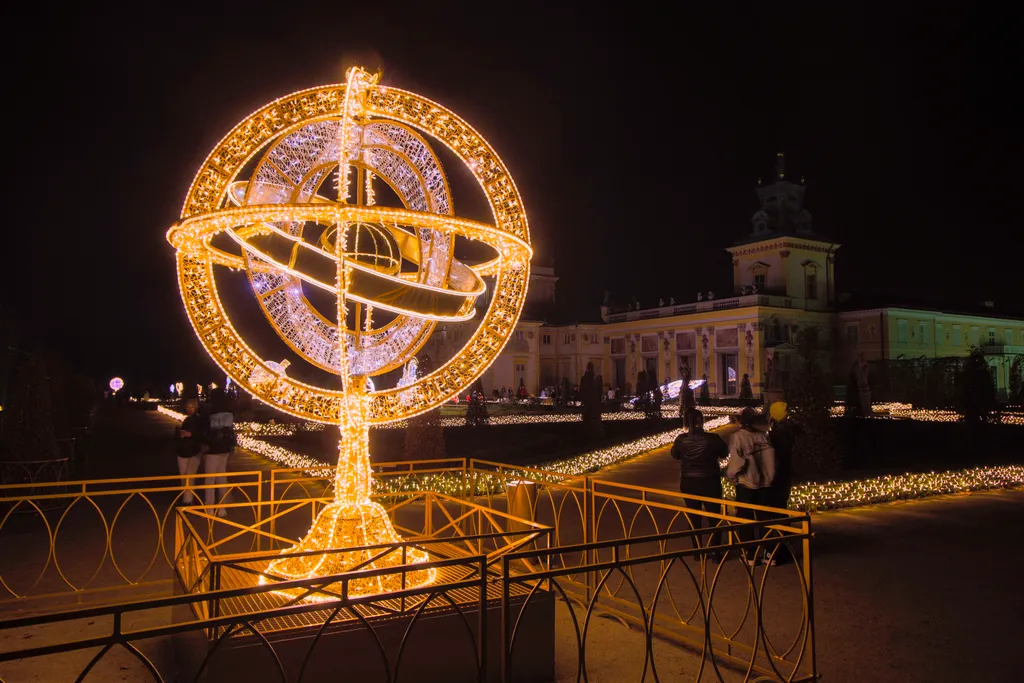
[202,389,236,516]
[174,399,206,504]
[767,401,800,565]
[767,401,800,511]
[671,408,729,558]
[726,408,776,565]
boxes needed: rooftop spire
[775,151,786,181]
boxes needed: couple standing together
[174,390,237,515]
[671,403,799,565]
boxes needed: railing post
[426,492,433,537]
[501,555,510,683]
[477,509,483,556]
[478,555,487,683]
[211,563,221,640]
[802,517,818,680]
[256,471,263,552]
[585,476,595,604]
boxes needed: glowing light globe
[166,66,531,599]
[109,377,124,393]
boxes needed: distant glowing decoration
[175,382,184,394]
[166,66,531,599]
[109,377,124,393]
[628,377,705,405]
[169,384,175,395]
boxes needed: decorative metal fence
[0,471,264,607]
[0,460,817,682]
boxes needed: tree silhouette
[1,353,59,462]
[956,347,996,424]
[579,362,604,439]
[678,364,695,417]
[739,373,753,400]
[1009,355,1023,405]
[784,327,841,477]
[465,377,490,427]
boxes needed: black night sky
[3,2,1019,393]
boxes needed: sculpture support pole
[333,386,372,506]
[333,218,369,506]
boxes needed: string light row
[159,404,1023,512]
[831,403,1024,425]
[723,464,1024,512]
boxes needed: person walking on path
[173,399,206,504]
[726,407,776,565]
[671,408,729,558]
[201,389,236,516]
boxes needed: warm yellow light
[168,65,530,600]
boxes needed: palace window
[542,334,551,345]
[846,324,859,344]
[754,273,766,291]
[918,321,927,343]
[516,330,525,342]
[936,323,943,343]
[954,327,962,346]
[610,338,626,355]
[989,329,996,345]
[720,354,738,396]
[1006,329,1013,346]
[805,272,818,300]
[897,319,908,344]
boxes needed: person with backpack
[671,408,729,558]
[726,407,777,565]
[173,399,206,504]
[201,389,236,515]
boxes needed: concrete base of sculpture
[175,590,554,683]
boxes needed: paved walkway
[590,425,1024,683]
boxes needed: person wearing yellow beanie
[768,401,800,519]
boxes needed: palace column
[668,330,679,382]
[737,322,747,393]
[705,326,717,396]
[659,331,671,386]
[744,322,763,400]
[694,327,705,391]
[628,334,640,394]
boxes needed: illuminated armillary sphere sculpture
[166,67,531,598]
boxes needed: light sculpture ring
[168,71,531,426]
[167,67,531,600]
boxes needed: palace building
[425,156,1024,400]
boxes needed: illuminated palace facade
[426,166,1024,400]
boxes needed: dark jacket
[671,431,729,479]
[768,419,800,487]
[203,411,236,455]
[175,414,207,458]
